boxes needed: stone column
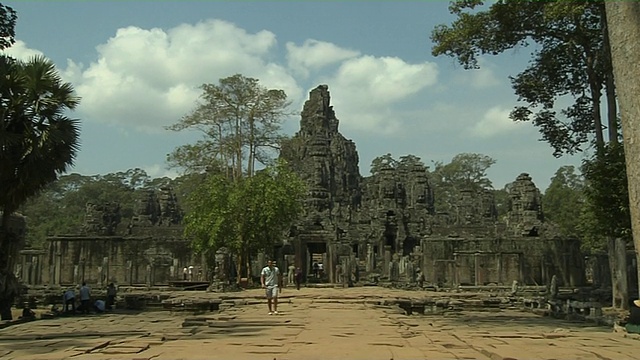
[24,262,32,284]
[102,257,109,284]
[384,245,391,279]
[73,264,80,285]
[53,250,61,285]
[146,264,152,286]
[366,243,375,273]
[474,253,480,286]
[34,256,41,285]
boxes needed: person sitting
[93,299,106,314]
[19,306,36,320]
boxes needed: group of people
[182,265,204,281]
[61,282,117,315]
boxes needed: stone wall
[421,237,584,287]
[17,187,204,287]
[42,235,199,286]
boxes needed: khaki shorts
[265,286,279,299]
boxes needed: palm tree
[0,55,80,320]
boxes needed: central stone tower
[280,85,362,282]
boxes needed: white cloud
[286,39,360,78]
[469,105,523,138]
[1,40,45,60]
[143,164,180,179]
[63,20,302,133]
[319,56,439,135]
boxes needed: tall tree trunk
[0,211,19,320]
[601,8,619,144]
[606,2,640,300]
[608,237,629,309]
[588,75,605,153]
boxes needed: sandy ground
[0,287,638,360]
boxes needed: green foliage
[184,160,305,273]
[492,187,510,220]
[369,153,398,175]
[430,153,495,213]
[432,0,612,156]
[0,55,81,219]
[166,74,291,178]
[542,165,584,237]
[0,3,16,51]
[578,143,631,252]
[19,169,158,248]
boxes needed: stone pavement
[1,287,638,360]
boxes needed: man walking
[260,260,282,315]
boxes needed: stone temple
[15,85,591,291]
[278,85,584,288]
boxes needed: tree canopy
[0,3,16,51]
[432,0,616,156]
[542,165,584,238]
[184,160,305,281]
[579,143,631,250]
[166,74,291,178]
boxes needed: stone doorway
[307,242,327,282]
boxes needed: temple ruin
[16,85,593,291]
[16,187,205,288]
[279,85,585,288]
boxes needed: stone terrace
[1,287,638,360]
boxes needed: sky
[1,0,585,191]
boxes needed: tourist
[312,262,319,279]
[260,260,282,315]
[106,283,117,310]
[19,306,36,320]
[294,267,302,290]
[93,299,106,314]
[188,265,194,281]
[63,288,76,314]
[182,267,188,280]
[318,263,324,279]
[79,282,91,314]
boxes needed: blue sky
[2,0,584,190]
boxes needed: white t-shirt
[261,266,280,287]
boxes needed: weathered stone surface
[1,288,638,360]
[279,85,584,290]
[17,186,202,288]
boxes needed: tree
[430,153,496,213]
[542,166,584,238]
[432,0,617,156]
[0,3,16,51]
[605,2,640,300]
[0,55,80,320]
[184,160,305,283]
[166,74,290,178]
[369,153,398,175]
